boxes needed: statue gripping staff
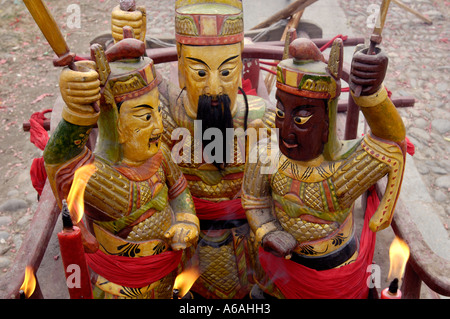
[43,34,199,299]
[242,38,407,299]
[112,0,276,299]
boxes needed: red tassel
[319,34,348,52]
[405,137,415,156]
[29,109,52,195]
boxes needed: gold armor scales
[55,144,193,299]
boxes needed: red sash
[192,196,246,221]
[258,187,379,299]
[86,249,182,288]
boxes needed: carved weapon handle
[23,0,74,68]
[116,0,147,42]
[24,0,100,111]
[353,0,391,97]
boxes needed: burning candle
[381,236,410,299]
[173,267,201,299]
[57,164,97,299]
[19,266,36,299]
[57,200,93,299]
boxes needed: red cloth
[405,136,415,156]
[193,196,246,221]
[29,109,51,150]
[30,157,47,196]
[239,78,258,96]
[258,187,379,299]
[319,34,348,52]
[29,109,51,195]
[85,248,182,288]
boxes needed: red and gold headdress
[276,37,345,160]
[104,30,157,103]
[175,0,244,45]
[91,28,159,163]
[276,37,342,100]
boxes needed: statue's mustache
[196,94,233,169]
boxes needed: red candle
[57,200,93,299]
[383,237,409,299]
[381,278,402,299]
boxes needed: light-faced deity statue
[161,0,275,299]
[159,0,274,299]
[44,33,199,299]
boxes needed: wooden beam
[392,0,433,24]
[250,0,317,30]
[0,181,60,299]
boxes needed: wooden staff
[392,0,432,25]
[368,0,392,54]
[23,0,100,112]
[23,0,75,68]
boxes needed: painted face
[275,89,329,162]
[178,42,242,118]
[117,89,163,166]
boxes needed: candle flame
[19,266,36,299]
[388,237,410,283]
[67,164,97,224]
[173,267,201,298]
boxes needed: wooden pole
[392,0,433,24]
[264,11,304,94]
[250,0,316,30]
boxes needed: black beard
[196,94,234,170]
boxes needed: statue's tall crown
[91,27,159,164]
[175,0,244,45]
[105,27,157,103]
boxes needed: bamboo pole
[264,10,304,94]
[250,0,316,30]
[392,0,433,24]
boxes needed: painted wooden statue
[111,0,276,299]
[167,0,276,299]
[43,32,199,299]
[242,37,407,299]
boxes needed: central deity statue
[110,0,275,299]
[165,0,275,299]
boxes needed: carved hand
[165,222,199,251]
[262,230,297,258]
[349,46,388,96]
[59,60,100,118]
[111,5,146,42]
[165,213,200,251]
